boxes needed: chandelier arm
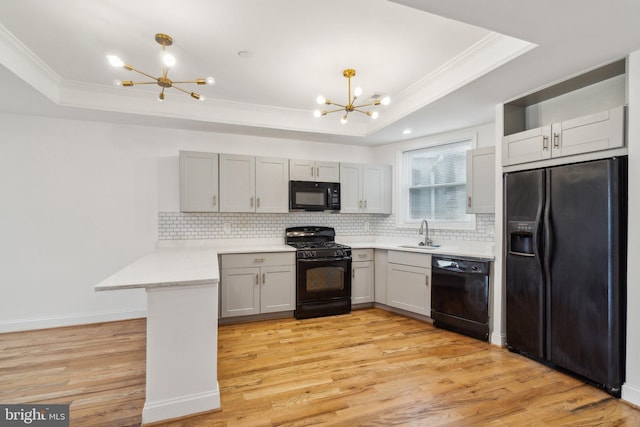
[171,79,206,84]
[126,81,159,85]
[352,102,380,109]
[323,107,349,114]
[124,65,160,82]
[171,85,191,94]
[325,101,347,109]
[353,108,374,115]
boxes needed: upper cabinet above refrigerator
[502,59,627,170]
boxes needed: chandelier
[314,69,390,124]
[107,33,215,102]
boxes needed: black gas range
[285,226,352,319]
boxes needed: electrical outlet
[223,222,231,232]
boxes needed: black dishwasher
[431,256,490,341]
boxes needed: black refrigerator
[504,157,627,396]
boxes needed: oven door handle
[298,256,352,263]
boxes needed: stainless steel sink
[399,244,442,251]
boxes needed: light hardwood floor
[1,308,639,426]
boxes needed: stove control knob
[336,249,344,257]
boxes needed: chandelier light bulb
[340,115,348,125]
[381,96,391,106]
[158,93,165,102]
[113,79,123,87]
[354,87,363,97]
[371,111,379,119]
[206,76,215,86]
[316,95,326,105]
[107,55,124,68]
[163,54,176,67]
[313,110,322,118]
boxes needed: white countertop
[339,237,495,260]
[95,237,493,292]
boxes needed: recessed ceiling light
[238,51,252,58]
[402,129,412,135]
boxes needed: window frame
[395,134,477,230]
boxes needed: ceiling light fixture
[314,69,390,124]
[107,33,215,102]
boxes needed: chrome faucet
[419,219,433,247]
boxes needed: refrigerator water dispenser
[508,221,535,256]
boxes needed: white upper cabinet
[255,157,289,213]
[502,59,626,168]
[179,151,219,212]
[289,159,340,182]
[340,163,391,214]
[220,154,256,212]
[466,147,495,214]
[220,154,288,213]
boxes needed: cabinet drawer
[221,252,295,268]
[388,250,431,267]
[352,248,374,262]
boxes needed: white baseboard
[142,386,221,425]
[490,331,506,347]
[622,382,640,407]
[0,308,147,333]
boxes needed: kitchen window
[398,138,475,230]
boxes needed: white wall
[0,113,373,332]
[622,50,640,406]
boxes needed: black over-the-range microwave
[289,181,340,211]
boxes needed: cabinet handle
[250,197,254,207]
[358,254,367,258]
[352,269,355,278]
[553,133,560,149]
[543,135,549,150]
[468,196,472,208]
[254,258,265,263]
[212,195,217,206]
[364,200,367,209]
[316,167,320,177]
[256,273,259,285]
[359,200,363,209]
[425,276,429,286]
[311,166,314,177]
[262,273,266,284]
[257,197,260,208]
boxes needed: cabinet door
[220,267,260,317]
[374,250,388,304]
[289,159,315,181]
[256,157,288,213]
[315,161,340,182]
[220,154,256,212]
[466,147,495,214]
[362,164,391,214]
[339,163,363,213]
[260,265,295,313]
[179,151,219,212]
[502,126,552,166]
[352,261,374,304]
[387,263,430,316]
[552,106,625,158]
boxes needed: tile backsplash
[158,212,495,242]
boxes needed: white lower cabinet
[220,252,295,318]
[386,251,431,316]
[351,249,374,304]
